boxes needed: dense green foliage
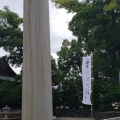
[0,78,22,108]
[53,40,83,108]
[0,6,23,67]
[52,0,120,110]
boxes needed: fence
[0,107,119,120]
[53,109,120,120]
[53,109,104,117]
[94,111,120,120]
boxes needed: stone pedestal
[22,0,53,120]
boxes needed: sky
[0,0,77,73]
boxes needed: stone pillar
[22,0,53,120]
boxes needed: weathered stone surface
[22,0,53,120]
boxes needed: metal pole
[91,53,94,120]
[91,105,93,120]
[119,69,120,86]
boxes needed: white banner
[82,55,92,105]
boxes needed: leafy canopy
[0,6,23,67]
[52,0,120,109]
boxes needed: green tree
[100,86,120,110]
[53,39,83,109]
[52,0,120,109]
[0,78,22,108]
[0,6,23,67]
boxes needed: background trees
[0,7,22,108]
[52,0,120,110]
[53,39,83,108]
[0,0,120,110]
[0,6,23,67]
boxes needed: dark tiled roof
[0,58,16,77]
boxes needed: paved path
[56,117,94,120]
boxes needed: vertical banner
[82,55,92,105]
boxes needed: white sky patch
[0,0,23,17]
[51,53,59,59]
[49,1,76,54]
[10,64,22,75]
[0,48,9,57]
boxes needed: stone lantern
[2,105,11,119]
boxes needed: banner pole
[91,52,94,120]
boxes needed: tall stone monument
[22,0,53,120]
